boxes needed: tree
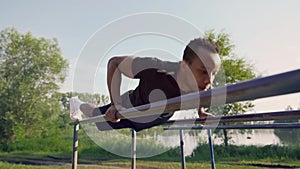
[71,92,109,106]
[205,30,257,146]
[0,27,68,148]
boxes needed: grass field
[1,154,300,169]
[0,160,265,169]
[1,134,300,169]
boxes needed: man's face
[184,48,221,92]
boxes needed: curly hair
[183,38,220,64]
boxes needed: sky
[1,0,300,112]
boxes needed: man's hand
[198,107,215,119]
[105,104,125,123]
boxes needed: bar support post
[72,123,79,169]
[207,129,216,169]
[131,128,136,169]
[180,129,186,169]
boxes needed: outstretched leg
[69,97,134,131]
[80,103,99,117]
[69,97,101,120]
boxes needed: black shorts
[94,104,173,132]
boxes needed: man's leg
[94,104,134,131]
[80,103,98,117]
[69,97,135,131]
[69,97,99,120]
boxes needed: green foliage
[5,129,72,153]
[204,30,256,114]
[0,90,110,152]
[0,27,68,147]
[190,144,300,162]
[71,92,109,106]
[204,30,257,146]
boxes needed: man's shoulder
[132,57,180,78]
[133,57,180,70]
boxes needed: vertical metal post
[72,123,79,169]
[131,128,136,169]
[207,129,216,169]
[179,129,186,169]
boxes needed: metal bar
[179,129,186,169]
[164,123,300,130]
[72,123,79,169]
[165,110,300,125]
[73,69,300,125]
[207,129,216,169]
[131,129,136,169]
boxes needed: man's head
[180,38,221,92]
[183,38,220,64]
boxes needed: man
[70,37,221,131]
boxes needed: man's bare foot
[69,96,83,120]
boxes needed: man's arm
[107,56,135,104]
[106,56,135,122]
[198,107,214,120]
